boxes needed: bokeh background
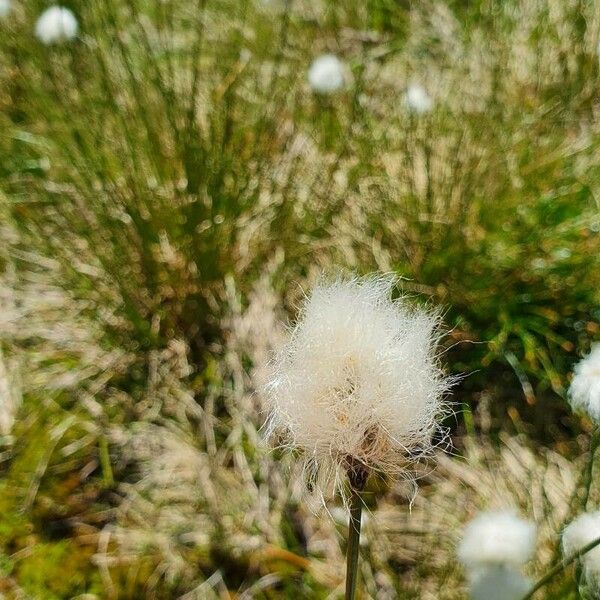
[0,0,599,598]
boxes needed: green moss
[16,541,101,599]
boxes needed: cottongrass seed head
[467,565,531,600]
[308,54,345,94]
[562,511,600,587]
[569,344,600,422]
[458,510,537,571]
[0,0,11,19]
[406,84,433,114]
[35,6,78,44]
[263,275,452,499]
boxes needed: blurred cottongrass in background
[458,511,536,600]
[0,0,599,598]
[562,511,600,595]
[34,6,78,44]
[0,0,11,20]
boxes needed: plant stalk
[550,427,600,566]
[345,461,368,600]
[581,428,600,510]
[575,427,600,591]
[520,535,600,600]
[345,485,363,600]
[99,435,114,488]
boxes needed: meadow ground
[0,1,599,598]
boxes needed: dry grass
[0,1,599,598]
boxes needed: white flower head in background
[467,565,531,600]
[308,54,345,94]
[264,275,452,500]
[0,0,11,19]
[458,510,537,571]
[35,6,78,44]
[406,83,433,114]
[562,511,600,587]
[569,345,600,422]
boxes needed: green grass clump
[0,0,599,598]
[17,540,101,599]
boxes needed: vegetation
[0,0,599,597]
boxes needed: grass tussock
[0,0,599,598]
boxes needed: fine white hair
[406,84,433,114]
[308,54,345,94]
[562,511,600,586]
[35,6,78,45]
[0,0,11,19]
[458,510,537,570]
[569,345,600,423]
[468,565,531,600]
[264,275,452,498]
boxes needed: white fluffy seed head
[468,565,532,600]
[35,6,78,44]
[0,0,11,19]
[308,54,345,94]
[458,511,537,570]
[562,511,600,585]
[406,84,433,114]
[263,275,452,498]
[569,345,600,423]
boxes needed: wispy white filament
[308,54,345,94]
[264,275,451,497]
[569,345,600,422]
[0,0,11,19]
[406,84,433,114]
[468,565,531,600]
[35,6,78,44]
[562,511,600,586]
[458,510,537,570]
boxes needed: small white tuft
[569,345,600,422]
[0,0,11,19]
[406,84,433,114]
[308,54,345,94]
[562,511,600,586]
[35,6,78,45]
[458,510,537,570]
[468,565,532,600]
[263,275,452,499]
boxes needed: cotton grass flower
[467,565,531,600]
[569,345,600,422]
[308,54,345,94]
[264,275,451,598]
[458,511,537,571]
[35,6,78,45]
[405,84,433,114]
[562,511,600,587]
[264,275,451,498]
[0,0,11,19]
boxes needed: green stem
[345,485,363,600]
[581,428,600,511]
[520,536,600,600]
[551,428,600,565]
[99,435,114,488]
[575,429,600,592]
